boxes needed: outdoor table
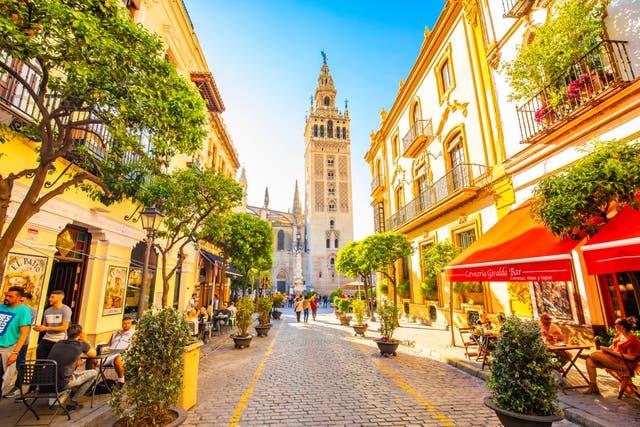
[548,343,591,389]
[82,353,114,408]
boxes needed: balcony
[402,119,433,158]
[386,163,489,231]
[370,175,383,196]
[516,40,634,144]
[502,0,534,18]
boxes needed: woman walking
[294,297,303,322]
[310,295,319,321]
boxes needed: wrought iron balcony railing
[402,119,433,157]
[501,0,534,18]
[516,40,634,143]
[387,163,488,230]
[370,175,383,194]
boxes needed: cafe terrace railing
[402,119,433,157]
[0,53,146,167]
[516,40,634,143]
[386,163,489,231]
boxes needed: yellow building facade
[0,0,239,348]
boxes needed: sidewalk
[386,316,640,427]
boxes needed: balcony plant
[232,297,255,349]
[271,292,285,320]
[484,316,562,427]
[110,307,191,426]
[503,0,608,104]
[351,298,368,337]
[254,296,273,337]
[376,302,400,356]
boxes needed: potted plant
[271,292,285,320]
[337,298,352,326]
[110,307,191,426]
[484,315,562,427]
[332,294,342,318]
[254,296,273,337]
[351,298,368,337]
[232,297,255,349]
[375,303,400,357]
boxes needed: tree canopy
[137,168,243,307]
[0,0,207,273]
[531,140,640,239]
[361,232,414,308]
[202,213,273,295]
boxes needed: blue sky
[185,0,446,239]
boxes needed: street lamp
[296,232,301,252]
[137,204,164,318]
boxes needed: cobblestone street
[185,309,579,427]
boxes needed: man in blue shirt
[0,286,31,397]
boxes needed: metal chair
[15,359,72,426]
[458,327,479,359]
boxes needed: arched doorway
[48,225,91,324]
[125,241,158,318]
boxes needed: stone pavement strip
[1,307,637,426]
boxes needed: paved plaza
[1,307,638,426]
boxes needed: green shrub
[255,296,273,325]
[420,276,438,300]
[329,288,343,302]
[397,280,410,299]
[379,303,399,341]
[337,298,351,315]
[110,307,191,426]
[235,297,255,337]
[352,299,365,324]
[271,292,285,309]
[487,316,559,416]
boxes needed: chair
[605,354,640,399]
[16,359,72,425]
[458,327,479,360]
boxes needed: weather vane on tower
[321,49,327,65]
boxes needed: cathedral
[239,55,354,296]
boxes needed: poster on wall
[1,252,49,316]
[533,281,573,320]
[103,265,128,316]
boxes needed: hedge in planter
[110,307,192,426]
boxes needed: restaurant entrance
[598,271,640,326]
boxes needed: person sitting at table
[213,303,231,334]
[583,317,640,394]
[87,316,135,387]
[476,311,492,331]
[47,324,97,410]
[539,313,565,345]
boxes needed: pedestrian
[34,290,72,360]
[302,295,311,323]
[3,291,37,398]
[310,295,319,321]
[294,297,303,322]
[0,286,31,397]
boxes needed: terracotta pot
[375,340,400,357]
[483,397,562,427]
[352,324,368,337]
[254,324,271,337]
[339,316,352,326]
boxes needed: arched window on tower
[277,230,285,251]
[336,127,341,139]
[326,238,330,248]
[313,125,318,137]
[327,120,333,138]
[343,128,347,139]
[334,239,338,248]
[329,220,335,229]
[320,125,325,137]
[324,96,330,106]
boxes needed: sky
[184,0,446,239]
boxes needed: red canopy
[582,205,640,275]
[445,202,581,282]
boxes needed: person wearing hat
[539,313,565,345]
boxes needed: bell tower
[303,52,354,295]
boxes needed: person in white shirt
[89,317,135,385]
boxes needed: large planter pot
[483,397,563,427]
[104,406,188,427]
[271,310,282,320]
[352,324,368,337]
[254,323,272,337]
[375,339,400,357]
[339,316,352,326]
[232,334,253,349]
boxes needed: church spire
[263,187,269,210]
[314,51,337,109]
[293,180,302,223]
[238,167,247,210]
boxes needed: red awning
[582,205,640,275]
[445,202,581,282]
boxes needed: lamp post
[137,204,164,318]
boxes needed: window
[328,185,335,196]
[448,135,467,190]
[391,136,399,158]
[326,239,330,248]
[329,220,335,229]
[327,171,334,180]
[324,96,330,106]
[412,102,421,126]
[329,257,335,268]
[320,125,325,137]
[328,201,336,212]
[374,203,386,233]
[440,59,452,93]
[456,229,476,250]
[334,239,338,248]
[313,125,318,137]
[395,186,405,210]
[327,158,334,167]
[328,120,333,138]
[277,230,285,251]
[343,128,347,139]
[336,127,341,139]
